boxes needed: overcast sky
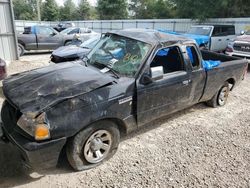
[55,0,97,6]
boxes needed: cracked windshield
[87,34,151,77]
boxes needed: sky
[55,0,97,6]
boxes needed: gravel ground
[0,54,249,188]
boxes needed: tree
[171,0,250,21]
[76,0,91,20]
[129,0,174,19]
[59,0,78,21]
[41,0,59,21]
[97,0,128,19]
[13,0,37,20]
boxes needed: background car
[60,27,99,45]
[17,25,99,56]
[0,58,7,81]
[53,22,75,32]
[50,34,101,63]
[226,30,250,59]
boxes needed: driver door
[36,26,62,50]
[136,46,192,126]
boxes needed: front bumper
[0,121,66,169]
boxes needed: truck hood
[52,45,90,58]
[3,62,115,114]
[235,35,250,43]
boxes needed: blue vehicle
[159,25,236,51]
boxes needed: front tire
[66,120,120,171]
[206,82,230,107]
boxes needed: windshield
[80,35,101,49]
[87,34,151,77]
[187,26,212,36]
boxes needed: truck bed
[200,50,248,102]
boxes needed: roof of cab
[107,28,193,46]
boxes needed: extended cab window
[150,46,185,74]
[186,46,200,69]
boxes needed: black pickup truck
[0,29,248,171]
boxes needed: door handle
[218,39,222,41]
[182,80,191,85]
[226,38,230,41]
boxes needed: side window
[186,46,200,69]
[222,26,235,35]
[150,46,185,74]
[212,26,222,36]
[68,28,80,35]
[37,27,54,35]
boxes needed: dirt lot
[0,54,249,188]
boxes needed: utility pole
[37,0,41,22]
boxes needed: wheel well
[18,40,25,49]
[106,118,127,137]
[226,78,235,91]
[71,118,128,139]
[64,40,72,45]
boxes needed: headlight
[17,112,50,141]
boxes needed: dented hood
[3,62,114,113]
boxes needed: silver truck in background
[17,25,98,56]
[226,30,250,60]
[186,25,236,51]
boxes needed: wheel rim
[218,86,229,106]
[83,130,112,164]
[18,45,22,56]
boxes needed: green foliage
[97,0,128,19]
[59,0,78,21]
[13,0,250,21]
[172,0,250,21]
[41,0,59,21]
[76,0,91,20]
[13,0,38,20]
[129,0,174,19]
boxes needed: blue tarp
[158,29,210,46]
[202,60,221,71]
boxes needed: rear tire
[18,43,25,56]
[206,82,230,107]
[66,120,120,171]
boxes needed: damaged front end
[0,100,67,169]
[0,62,116,169]
[17,112,50,141]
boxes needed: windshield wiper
[93,61,120,79]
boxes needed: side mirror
[240,30,245,35]
[150,66,164,81]
[140,66,164,85]
[50,32,57,36]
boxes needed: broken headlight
[17,112,50,141]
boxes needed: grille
[233,43,250,52]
